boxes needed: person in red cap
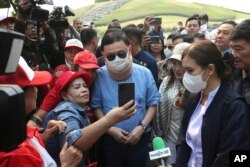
[73,50,100,79]
[0,56,83,167]
[28,50,100,127]
[40,70,136,166]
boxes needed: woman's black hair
[182,40,231,81]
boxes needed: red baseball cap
[0,57,52,87]
[55,71,93,95]
[74,50,100,69]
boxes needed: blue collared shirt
[91,63,160,132]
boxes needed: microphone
[149,136,171,167]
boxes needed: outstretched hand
[40,120,66,144]
[143,16,153,33]
[105,100,136,125]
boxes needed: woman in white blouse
[175,40,250,167]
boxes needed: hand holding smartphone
[150,17,162,25]
[118,82,135,107]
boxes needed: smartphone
[118,82,135,107]
[150,17,162,25]
[149,35,161,44]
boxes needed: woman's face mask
[182,70,208,93]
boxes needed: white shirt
[29,137,57,167]
[186,85,220,167]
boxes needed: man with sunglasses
[91,30,160,167]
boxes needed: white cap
[168,42,191,61]
[64,39,84,50]
[0,15,15,24]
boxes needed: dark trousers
[101,132,151,167]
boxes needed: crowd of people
[0,1,250,167]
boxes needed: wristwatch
[139,122,147,131]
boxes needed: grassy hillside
[71,0,250,35]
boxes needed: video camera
[29,0,54,22]
[0,28,26,152]
[48,5,75,29]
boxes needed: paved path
[81,0,129,23]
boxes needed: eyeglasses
[106,52,127,61]
[27,24,43,31]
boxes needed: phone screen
[118,82,135,107]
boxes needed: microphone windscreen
[152,136,166,150]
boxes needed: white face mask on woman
[107,52,130,73]
[182,70,207,93]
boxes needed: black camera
[0,29,26,152]
[29,0,53,22]
[0,28,24,74]
[48,5,75,29]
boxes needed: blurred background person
[215,20,237,57]
[148,17,164,40]
[152,42,191,166]
[80,28,98,54]
[198,13,210,39]
[148,35,167,85]
[53,38,84,80]
[182,16,200,36]
[0,15,15,30]
[73,17,83,34]
[122,24,158,85]
[230,19,250,106]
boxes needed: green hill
[72,0,250,35]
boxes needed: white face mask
[200,24,208,31]
[182,70,207,93]
[107,53,130,73]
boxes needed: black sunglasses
[106,52,127,61]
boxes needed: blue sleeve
[57,112,83,146]
[148,58,159,85]
[145,69,160,107]
[91,70,102,109]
